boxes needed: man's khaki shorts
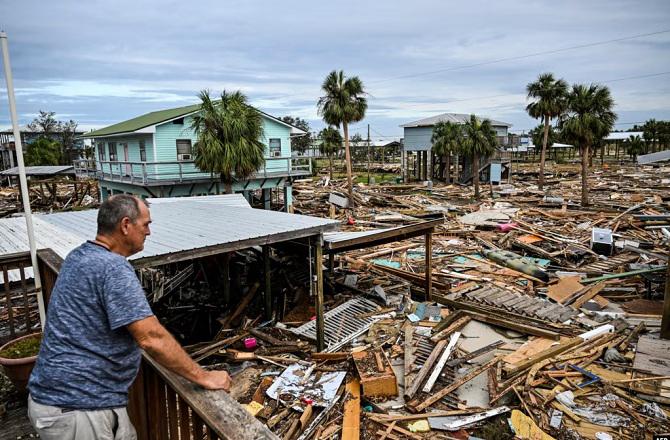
[28,395,137,440]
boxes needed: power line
[369,29,670,84]
[367,71,670,111]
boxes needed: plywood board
[633,336,670,376]
[547,276,584,304]
[503,337,569,366]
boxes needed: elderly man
[28,195,230,439]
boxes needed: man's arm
[127,316,231,391]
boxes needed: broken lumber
[410,356,500,412]
[341,379,360,440]
[404,339,447,399]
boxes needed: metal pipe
[1,31,45,328]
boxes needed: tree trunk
[329,155,334,181]
[600,142,605,166]
[342,123,354,207]
[222,175,233,194]
[473,153,480,199]
[581,145,589,206]
[445,154,451,184]
[539,115,549,190]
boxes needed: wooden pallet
[581,253,639,274]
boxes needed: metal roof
[638,149,670,165]
[400,113,512,128]
[606,131,644,141]
[0,195,339,271]
[323,219,442,253]
[0,165,74,176]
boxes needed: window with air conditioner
[269,138,281,157]
[176,139,192,161]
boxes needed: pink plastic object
[497,223,517,232]
[244,337,257,350]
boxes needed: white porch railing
[73,157,312,185]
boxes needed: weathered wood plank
[144,353,279,439]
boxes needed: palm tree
[191,90,265,193]
[560,84,616,206]
[625,135,644,162]
[642,119,659,154]
[317,70,367,206]
[461,115,498,199]
[431,121,462,183]
[319,126,342,181]
[526,73,569,190]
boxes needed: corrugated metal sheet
[0,166,74,176]
[0,195,339,278]
[146,194,251,208]
[323,227,396,244]
[638,149,670,165]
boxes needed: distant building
[399,113,512,183]
[0,126,86,170]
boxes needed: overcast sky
[1,0,669,139]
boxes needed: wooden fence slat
[192,411,206,440]
[19,263,30,332]
[3,266,15,338]
[178,396,191,440]
[167,387,179,439]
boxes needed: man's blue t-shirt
[29,241,154,410]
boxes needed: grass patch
[0,334,41,359]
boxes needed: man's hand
[128,316,231,392]
[199,370,231,392]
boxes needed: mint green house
[77,104,310,210]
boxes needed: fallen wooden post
[409,356,500,412]
[404,339,447,399]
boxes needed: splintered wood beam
[425,231,433,300]
[503,337,582,376]
[410,356,500,413]
[378,421,423,440]
[423,332,460,393]
[570,282,606,309]
[430,316,471,342]
[342,379,360,440]
[403,324,414,393]
[404,339,447,399]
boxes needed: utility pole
[367,124,371,184]
[1,31,45,328]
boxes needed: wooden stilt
[315,236,325,351]
[222,253,231,305]
[661,262,670,339]
[263,246,272,320]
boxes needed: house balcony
[73,157,312,186]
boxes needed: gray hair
[97,195,150,235]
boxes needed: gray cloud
[1,0,669,135]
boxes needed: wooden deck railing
[0,247,277,439]
[0,249,61,345]
[129,354,278,440]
